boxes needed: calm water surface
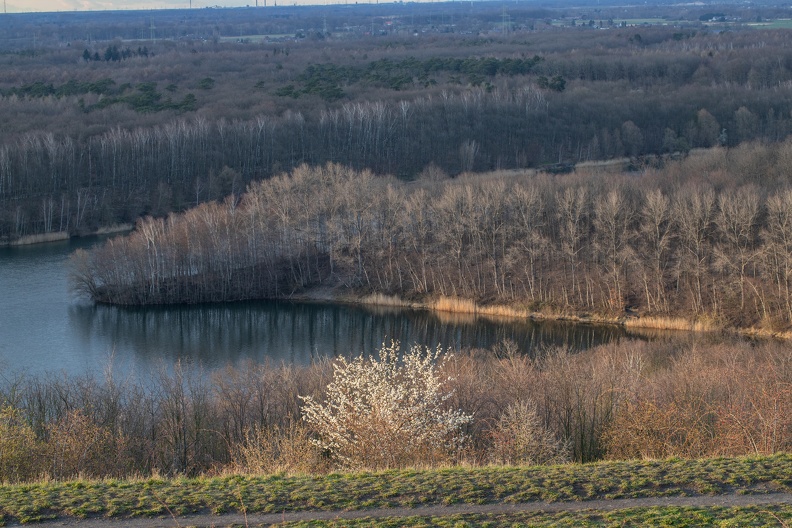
[0,237,629,378]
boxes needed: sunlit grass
[623,315,718,332]
[272,505,792,527]
[0,455,790,525]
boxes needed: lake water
[0,236,630,379]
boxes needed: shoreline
[288,289,792,340]
[0,223,133,248]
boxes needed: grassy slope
[1,455,791,525]
[277,506,792,527]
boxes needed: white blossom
[300,341,472,470]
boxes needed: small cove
[1,236,644,379]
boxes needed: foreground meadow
[1,455,791,525]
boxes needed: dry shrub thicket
[0,338,789,483]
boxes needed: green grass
[747,19,792,29]
[218,34,288,42]
[273,505,792,527]
[618,18,678,25]
[0,455,790,525]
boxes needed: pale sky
[6,0,383,12]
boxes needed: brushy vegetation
[0,455,790,524]
[0,338,789,483]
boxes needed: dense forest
[6,3,792,239]
[74,143,792,331]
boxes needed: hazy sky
[6,0,367,12]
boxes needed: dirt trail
[7,492,792,527]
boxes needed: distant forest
[5,1,792,239]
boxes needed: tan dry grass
[624,315,719,332]
[430,297,529,319]
[6,231,69,246]
[359,293,413,308]
[316,291,776,339]
[431,297,479,314]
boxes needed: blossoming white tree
[300,342,472,470]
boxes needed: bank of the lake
[72,164,792,338]
[0,236,637,379]
[290,289,766,340]
[0,224,133,248]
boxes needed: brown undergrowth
[0,337,790,483]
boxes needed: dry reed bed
[352,293,720,333]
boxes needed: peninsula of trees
[74,143,792,333]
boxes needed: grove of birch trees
[73,141,792,330]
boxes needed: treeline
[279,56,546,100]
[0,338,789,481]
[73,145,792,330]
[81,45,151,63]
[0,79,196,114]
[5,77,792,240]
[0,78,117,98]
[7,28,792,239]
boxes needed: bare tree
[637,189,674,312]
[673,187,716,314]
[714,186,761,316]
[593,188,634,311]
[555,186,589,306]
[763,189,792,323]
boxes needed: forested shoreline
[73,141,792,332]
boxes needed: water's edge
[0,224,133,248]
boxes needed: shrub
[602,398,716,459]
[300,342,472,470]
[489,399,570,466]
[0,405,44,483]
[45,409,129,480]
[231,421,326,475]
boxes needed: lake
[0,236,630,379]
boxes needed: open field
[1,455,791,525]
[747,19,792,29]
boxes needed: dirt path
[7,492,792,527]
